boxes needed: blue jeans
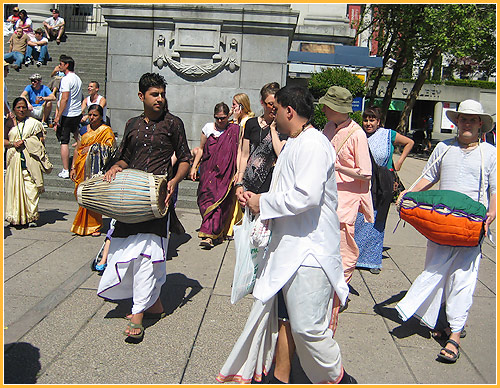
[4,51,24,66]
[25,45,49,64]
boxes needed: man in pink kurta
[324,118,374,283]
[319,87,374,333]
[321,87,373,287]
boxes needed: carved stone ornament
[153,24,239,79]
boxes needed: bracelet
[234,182,244,188]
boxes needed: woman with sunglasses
[191,102,240,248]
[70,104,116,236]
[4,97,52,227]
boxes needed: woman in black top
[234,82,286,204]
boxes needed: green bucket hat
[319,86,353,114]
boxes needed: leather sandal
[437,339,460,363]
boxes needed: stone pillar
[101,4,298,147]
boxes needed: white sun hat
[446,99,494,133]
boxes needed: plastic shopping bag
[231,209,265,304]
[250,214,272,248]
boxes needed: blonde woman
[226,93,255,237]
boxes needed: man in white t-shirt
[24,28,50,67]
[53,55,82,179]
[43,8,65,44]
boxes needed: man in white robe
[217,86,355,383]
[396,99,496,363]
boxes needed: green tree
[396,4,496,134]
[356,5,426,124]
[358,4,495,133]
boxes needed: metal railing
[57,4,105,34]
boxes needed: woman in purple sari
[190,102,240,249]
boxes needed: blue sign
[352,97,363,112]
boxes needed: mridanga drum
[399,190,486,247]
[77,169,168,224]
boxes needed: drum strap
[407,144,452,192]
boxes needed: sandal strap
[441,347,457,357]
[446,339,460,349]
[128,322,144,330]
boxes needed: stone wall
[102,4,298,147]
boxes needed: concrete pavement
[3,156,496,384]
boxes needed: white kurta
[253,127,349,305]
[396,140,496,332]
[218,127,347,384]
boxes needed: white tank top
[86,94,107,120]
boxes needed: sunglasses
[31,79,40,83]
[214,116,228,121]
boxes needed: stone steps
[4,33,108,101]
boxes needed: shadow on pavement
[167,232,192,260]
[103,272,202,319]
[37,209,68,226]
[374,291,430,339]
[4,342,41,384]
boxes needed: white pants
[218,266,343,384]
[97,233,169,314]
[396,241,481,332]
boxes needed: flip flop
[124,322,144,339]
[91,231,101,237]
[124,311,166,320]
[200,238,214,249]
[437,339,460,363]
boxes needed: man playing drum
[97,73,191,341]
[396,99,496,363]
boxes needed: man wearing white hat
[396,99,496,363]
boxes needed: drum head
[157,178,168,215]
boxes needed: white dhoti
[217,266,344,384]
[396,240,481,332]
[97,232,169,314]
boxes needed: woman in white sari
[4,97,52,227]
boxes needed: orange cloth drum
[399,190,486,247]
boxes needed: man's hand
[245,192,260,215]
[485,210,496,234]
[165,180,177,207]
[189,167,197,181]
[395,189,408,210]
[103,164,122,182]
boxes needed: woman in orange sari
[70,104,115,236]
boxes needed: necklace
[16,117,26,140]
[455,136,479,149]
[289,124,312,138]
